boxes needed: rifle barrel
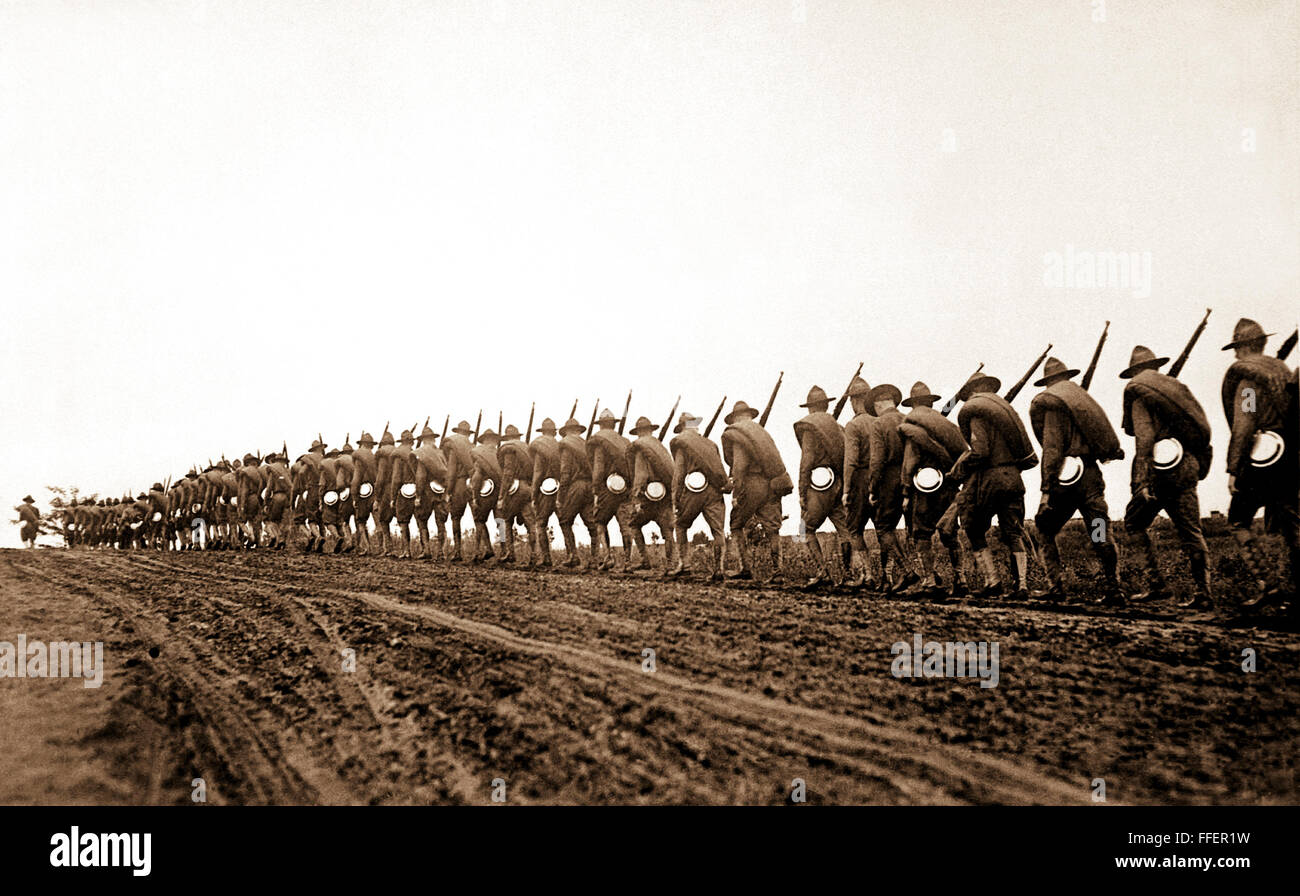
[657,395,682,441]
[1169,308,1211,378]
[1081,321,1110,391]
[703,394,727,438]
[1004,346,1051,404]
[758,372,784,428]
[832,362,863,420]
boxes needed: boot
[973,549,1002,598]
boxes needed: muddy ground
[0,526,1296,805]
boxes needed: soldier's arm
[559,447,574,489]
[1226,378,1259,474]
[797,430,817,489]
[670,444,687,500]
[965,417,993,469]
[842,425,860,498]
[866,422,885,494]
[1129,399,1156,490]
[589,443,606,482]
[1039,408,1067,491]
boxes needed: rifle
[1277,328,1298,361]
[617,390,632,435]
[1168,308,1211,378]
[656,395,682,441]
[588,399,600,435]
[1080,321,1109,391]
[1004,345,1052,404]
[441,415,449,441]
[497,410,503,435]
[473,410,482,443]
[758,371,783,428]
[832,363,863,420]
[282,441,288,465]
[419,417,429,446]
[703,395,727,439]
[941,363,983,417]
[569,398,579,420]
[525,403,535,444]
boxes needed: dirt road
[1,546,1296,804]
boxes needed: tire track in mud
[124,552,1092,804]
[8,556,347,805]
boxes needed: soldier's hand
[1228,474,1237,495]
[1135,486,1153,505]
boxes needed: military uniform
[412,425,449,561]
[373,429,398,555]
[469,430,504,562]
[1118,346,1213,607]
[794,385,851,587]
[16,496,39,547]
[441,422,476,561]
[669,412,728,579]
[556,417,595,568]
[349,433,379,554]
[588,409,642,571]
[292,441,327,552]
[1029,358,1124,602]
[391,430,420,558]
[950,372,1036,598]
[721,401,791,583]
[529,418,562,559]
[899,381,969,592]
[1220,319,1299,609]
[497,425,544,566]
[625,416,679,574]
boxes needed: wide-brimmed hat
[595,409,621,428]
[477,428,500,444]
[868,383,903,408]
[151,482,164,492]
[846,375,871,398]
[419,424,437,442]
[451,420,474,436]
[559,417,586,435]
[799,385,834,409]
[1033,356,1080,387]
[955,371,1002,401]
[501,424,522,441]
[1221,317,1273,350]
[901,381,941,408]
[629,415,658,436]
[536,417,558,436]
[1118,345,1170,379]
[310,438,327,451]
[358,431,375,447]
[672,411,702,434]
[724,401,760,425]
[22,495,34,503]
[379,430,395,446]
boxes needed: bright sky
[2,0,1296,546]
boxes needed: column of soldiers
[46,318,1297,617]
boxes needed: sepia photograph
[0,0,1295,880]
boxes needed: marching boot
[662,533,682,578]
[882,533,920,594]
[666,538,687,579]
[1233,529,1270,601]
[710,539,724,581]
[1032,541,1067,600]
[450,521,464,562]
[944,538,968,597]
[766,535,785,586]
[1129,533,1169,602]
[1010,550,1030,600]
[561,526,582,569]
[728,533,754,581]
[973,549,1003,598]
[803,533,831,589]
[842,545,868,589]
[597,529,615,571]
[538,534,553,568]
[1179,553,1215,609]
[915,540,938,591]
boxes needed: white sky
[2,0,1296,546]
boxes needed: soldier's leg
[801,504,832,586]
[1078,478,1121,596]
[1033,487,1072,595]
[996,488,1029,599]
[1123,489,1169,601]
[1166,484,1213,608]
[963,479,1002,596]
[1228,483,1269,598]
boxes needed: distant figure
[16,495,39,548]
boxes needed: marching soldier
[469,429,504,563]
[391,429,420,559]
[219,460,242,547]
[899,381,970,594]
[261,454,291,549]
[1028,358,1124,604]
[292,439,327,553]
[845,383,920,593]
[529,418,562,564]
[413,423,449,561]
[1118,345,1215,608]
[556,417,596,569]
[721,400,792,584]
[949,371,1038,599]
[318,448,351,553]
[794,385,852,588]
[441,421,476,561]
[236,454,266,548]
[336,438,357,547]
[1220,318,1299,610]
[350,432,379,555]
[497,424,544,566]
[588,409,643,572]
[626,415,680,575]
[668,411,728,580]
[15,495,39,548]
[373,428,398,556]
